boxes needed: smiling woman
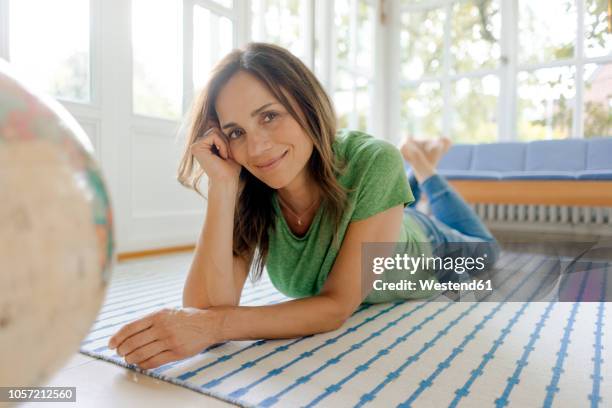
[107,42,500,370]
[179,43,347,282]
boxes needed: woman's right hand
[190,127,242,186]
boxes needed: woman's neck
[277,170,320,214]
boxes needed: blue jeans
[404,172,501,282]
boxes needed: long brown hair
[177,42,347,281]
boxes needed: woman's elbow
[317,314,345,333]
[182,283,204,308]
[321,299,359,332]
[182,293,208,309]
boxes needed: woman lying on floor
[108,42,501,369]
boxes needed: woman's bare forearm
[212,295,352,341]
[183,181,240,307]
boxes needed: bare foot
[411,137,453,167]
[397,137,436,184]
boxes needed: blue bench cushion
[586,137,612,170]
[401,137,612,181]
[471,142,525,172]
[437,144,473,170]
[525,139,587,172]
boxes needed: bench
[419,137,612,206]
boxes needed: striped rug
[79,251,611,407]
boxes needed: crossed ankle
[413,168,437,185]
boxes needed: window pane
[356,1,375,74]
[450,0,501,74]
[355,82,371,132]
[584,0,612,58]
[584,63,612,138]
[334,68,355,130]
[313,0,327,83]
[333,72,370,132]
[399,0,429,5]
[332,0,375,132]
[334,0,375,75]
[518,67,575,140]
[518,0,576,65]
[334,90,353,129]
[211,0,233,8]
[451,75,499,143]
[9,0,90,102]
[400,8,445,80]
[132,0,182,119]
[335,0,351,69]
[193,6,233,92]
[400,82,443,137]
[335,68,354,92]
[251,0,305,62]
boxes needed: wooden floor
[21,352,233,408]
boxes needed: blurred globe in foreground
[0,60,114,387]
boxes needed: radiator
[472,203,612,236]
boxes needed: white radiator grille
[472,204,612,235]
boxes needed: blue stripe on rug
[543,262,594,408]
[589,263,608,408]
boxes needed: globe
[0,60,115,387]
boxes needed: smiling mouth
[255,150,288,169]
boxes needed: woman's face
[215,70,314,189]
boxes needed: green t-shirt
[265,129,438,304]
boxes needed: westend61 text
[373,279,493,292]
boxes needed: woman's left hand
[107,307,222,370]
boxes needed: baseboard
[117,244,195,262]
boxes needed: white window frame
[182,0,250,118]
[513,0,612,140]
[395,0,612,142]
[326,0,386,138]
[250,0,315,69]
[0,0,9,61]
[4,0,609,147]
[397,0,505,141]
[246,0,386,138]
[1,0,99,108]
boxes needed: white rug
[80,252,611,407]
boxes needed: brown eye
[263,112,278,123]
[228,129,243,140]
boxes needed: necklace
[277,193,320,226]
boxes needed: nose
[247,128,273,159]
